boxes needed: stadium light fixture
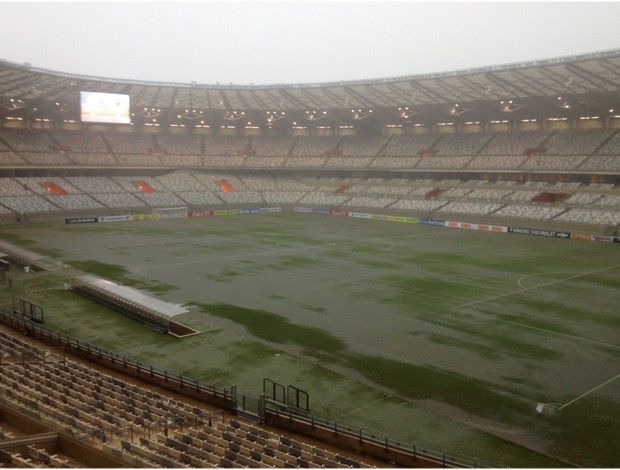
[556,96,571,110]
[351,109,372,120]
[179,108,204,120]
[53,101,74,115]
[266,111,286,123]
[2,98,25,112]
[140,107,162,118]
[447,103,469,116]
[499,99,523,113]
[305,110,327,121]
[223,110,245,121]
[397,106,417,119]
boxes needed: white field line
[131,230,421,272]
[517,272,571,289]
[451,263,620,350]
[343,399,407,419]
[131,242,332,271]
[558,372,620,411]
[453,263,620,310]
[482,316,620,350]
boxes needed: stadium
[0,45,619,469]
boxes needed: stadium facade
[0,50,619,468]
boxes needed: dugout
[70,275,199,338]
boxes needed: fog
[0,1,619,85]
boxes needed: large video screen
[80,91,131,124]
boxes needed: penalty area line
[450,263,620,351]
[536,374,620,413]
[556,372,620,411]
[453,263,620,310]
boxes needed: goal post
[151,207,189,219]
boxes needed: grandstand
[0,49,619,468]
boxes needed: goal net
[152,207,189,219]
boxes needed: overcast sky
[0,1,619,86]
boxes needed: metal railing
[0,307,494,467]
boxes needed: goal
[152,207,189,219]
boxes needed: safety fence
[0,307,493,467]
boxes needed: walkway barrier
[0,307,492,468]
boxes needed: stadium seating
[90,192,146,209]
[253,135,297,156]
[0,329,375,469]
[389,198,448,212]
[1,196,60,214]
[286,156,327,167]
[245,155,286,167]
[162,153,203,166]
[579,154,620,172]
[105,132,154,154]
[437,201,504,216]
[520,154,588,171]
[323,156,374,168]
[0,178,30,196]
[204,135,248,156]
[0,129,55,151]
[467,154,527,170]
[433,133,494,156]
[555,207,619,225]
[544,129,614,155]
[217,191,264,205]
[115,153,163,166]
[343,196,399,209]
[66,152,118,166]
[292,136,341,157]
[157,133,202,155]
[51,130,109,153]
[338,135,387,156]
[369,156,422,169]
[493,203,566,220]
[0,127,617,230]
[421,155,475,169]
[156,171,208,191]
[480,131,550,155]
[380,134,439,156]
[20,152,73,166]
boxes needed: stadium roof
[1,49,619,130]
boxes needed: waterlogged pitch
[1,212,619,467]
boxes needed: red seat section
[425,188,442,200]
[216,180,235,193]
[41,182,68,195]
[134,181,157,193]
[532,192,567,204]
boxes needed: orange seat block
[41,182,68,195]
[134,181,157,193]
[216,180,235,193]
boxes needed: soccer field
[1,212,619,467]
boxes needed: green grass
[0,213,618,467]
[345,353,532,421]
[192,302,347,355]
